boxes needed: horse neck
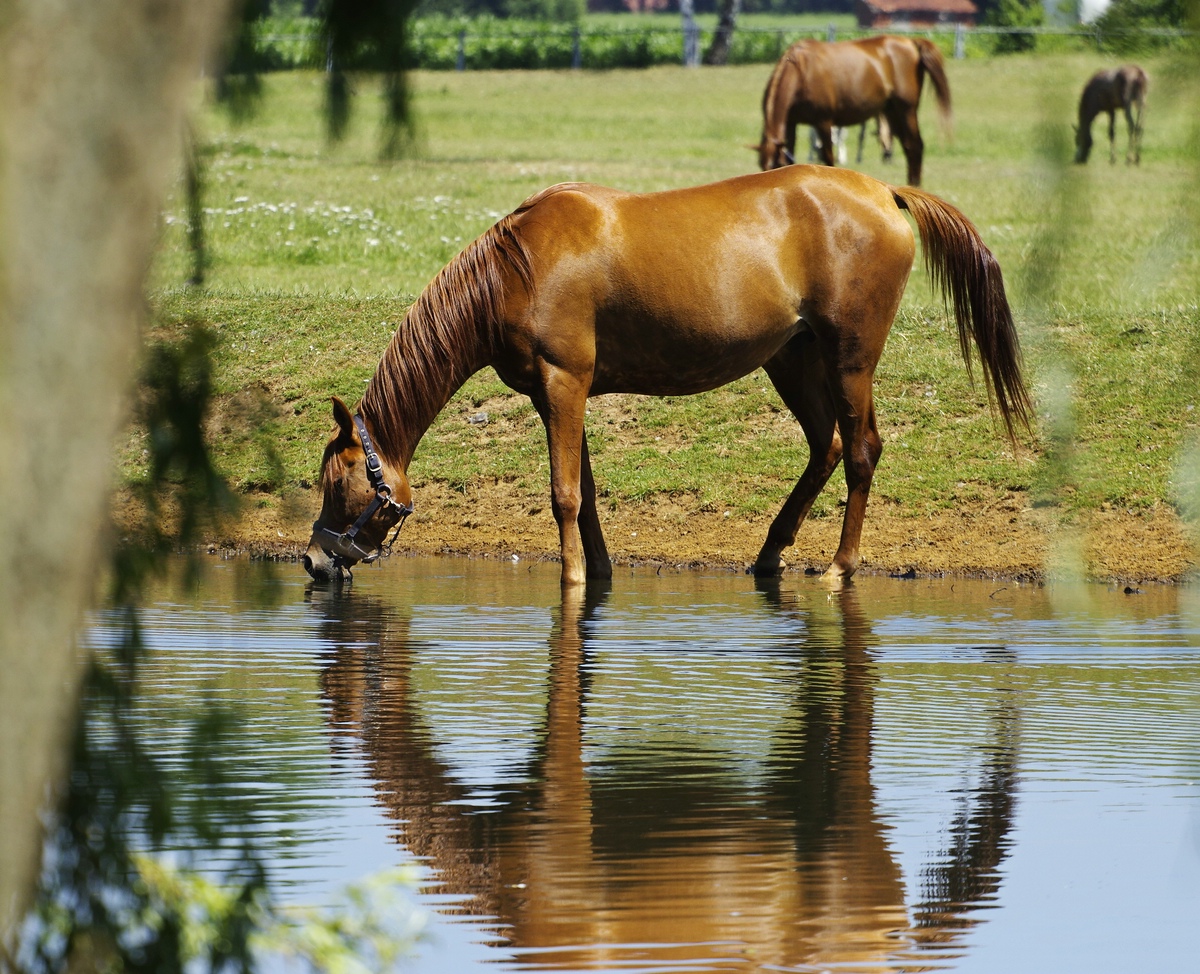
[1078,89,1099,130]
[358,309,496,470]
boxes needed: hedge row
[247,17,1194,73]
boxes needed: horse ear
[331,396,356,442]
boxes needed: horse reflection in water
[309,582,1020,969]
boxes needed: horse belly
[590,306,802,397]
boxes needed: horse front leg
[1107,109,1117,163]
[814,120,836,167]
[578,433,612,580]
[886,105,923,186]
[535,365,592,587]
[753,337,843,577]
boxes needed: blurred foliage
[986,0,1045,53]
[319,0,419,157]
[11,326,260,974]
[8,323,425,973]
[1096,0,1192,30]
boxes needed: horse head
[1073,123,1091,164]
[304,396,413,583]
[752,136,792,171]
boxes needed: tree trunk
[703,0,742,66]
[0,0,235,942]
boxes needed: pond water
[83,555,1200,973]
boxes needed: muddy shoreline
[179,483,1198,585]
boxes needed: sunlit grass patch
[142,54,1199,537]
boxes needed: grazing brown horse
[304,166,1030,588]
[756,35,951,187]
[1074,65,1147,165]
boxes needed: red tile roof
[860,0,978,12]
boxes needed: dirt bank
[190,481,1197,584]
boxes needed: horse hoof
[751,555,786,577]
[819,571,848,591]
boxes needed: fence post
[954,23,965,58]
[573,25,581,69]
[681,1,699,67]
[456,28,466,71]
[827,23,837,42]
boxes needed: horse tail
[914,38,952,128]
[892,186,1032,440]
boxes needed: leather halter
[312,414,413,567]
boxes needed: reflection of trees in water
[306,577,1022,968]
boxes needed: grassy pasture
[142,50,1200,553]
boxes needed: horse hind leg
[1108,109,1117,164]
[813,120,837,168]
[878,115,894,162]
[790,302,890,583]
[824,365,883,583]
[753,333,843,577]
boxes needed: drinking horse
[756,35,951,187]
[304,166,1030,587]
[1074,65,1147,165]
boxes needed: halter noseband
[312,414,413,569]
[774,139,795,166]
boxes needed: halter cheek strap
[312,414,414,566]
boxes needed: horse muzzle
[303,523,385,582]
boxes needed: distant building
[1078,0,1112,22]
[854,0,979,28]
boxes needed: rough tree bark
[703,0,743,66]
[0,0,236,944]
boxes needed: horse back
[499,169,916,396]
[783,35,927,126]
[787,37,902,125]
[1082,65,1147,114]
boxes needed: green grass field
[142,50,1200,538]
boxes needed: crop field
[141,49,1200,571]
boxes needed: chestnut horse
[1074,65,1147,165]
[304,166,1030,587]
[756,35,951,187]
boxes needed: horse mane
[762,42,806,135]
[358,199,539,464]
